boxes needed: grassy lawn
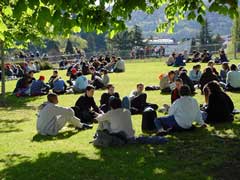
[0,58,240,180]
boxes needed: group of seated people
[60,55,125,74]
[166,49,228,67]
[160,61,240,94]
[13,56,126,97]
[0,61,40,81]
[36,76,236,144]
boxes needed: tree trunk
[0,41,6,105]
[234,41,237,59]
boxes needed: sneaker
[75,124,93,131]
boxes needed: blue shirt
[30,80,48,94]
[74,76,88,90]
[189,69,202,82]
[53,79,66,91]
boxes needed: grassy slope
[0,58,240,180]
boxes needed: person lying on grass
[37,93,92,136]
[154,85,207,136]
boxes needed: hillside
[127,8,232,40]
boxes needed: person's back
[206,92,234,123]
[30,80,44,95]
[114,58,125,72]
[169,96,202,129]
[53,79,65,91]
[227,70,240,88]
[200,68,218,91]
[189,69,202,82]
[102,74,110,86]
[75,75,88,90]
[179,72,195,93]
[97,98,135,138]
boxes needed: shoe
[75,124,93,131]
[82,124,93,129]
[156,128,172,136]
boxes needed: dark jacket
[75,94,100,113]
[179,72,195,93]
[100,92,120,106]
[206,92,234,123]
[199,72,219,91]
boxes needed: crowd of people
[12,55,125,97]
[166,49,229,67]
[7,50,240,147]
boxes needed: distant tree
[231,8,240,58]
[212,34,223,44]
[199,19,212,45]
[131,25,145,47]
[65,39,74,54]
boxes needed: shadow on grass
[0,92,40,110]
[1,122,240,179]
[0,118,31,134]
[32,130,79,142]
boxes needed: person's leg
[100,104,109,113]
[154,115,175,131]
[201,111,208,122]
[122,96,130,109]
[131,93,147,110]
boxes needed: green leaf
[0,19,8,33]
[71,26,81,33]
[2,6,13,16]
[197,15,205,25]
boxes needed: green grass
[0,58,240,180]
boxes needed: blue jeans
[154,115,183,131]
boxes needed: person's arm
[96,111,110,122]
[100,93,107,106]
[115,92,120,99]
[194,100,205,126]
[91,98,100,113]
[226,72,231,85]
[75,96,85,109]
[226,94,234,112]
[168,101,177,115]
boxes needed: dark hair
[230,64,237,71]
[205,67,212,74]
[28,70,35,74]
[179,85,191,96]
[47,93,58,103]
[175,78,183,83]
[109,98,122,110]
[86,85,95,91]
[207,81,222,93]
[222,62,229,70]
[53,70,58,74]
[77,71,83,77]
[100,69,108,74]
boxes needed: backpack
[141,107,157,134]
[92,130,127,147]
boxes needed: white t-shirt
[97,108,135,138]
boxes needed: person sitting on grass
[159,71,176,93]
[202,81,234,124]
[48,70,59,89]
[100,84,120,113]
[73,85,103,124]
[166,52,176,66]
[53,77,67,95]
[96,97,135,139]
[30,76,50,96]
[225,64,240,91]
[179,69,195,94]
[89,66,104,89]
[199,67,219,93]
[113,57,125,72]
[189,64,202,85]
[207,60,219,76]
[73,71,88,93]
[154,85,206,136]
[129,83,158,114]
[67,68,78,86]
[100,69,110,88]
[171,78,183,104]
[173,53,185,67]
[37,93,92,136]
[219,49,228,63]
[220,62,230,83]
